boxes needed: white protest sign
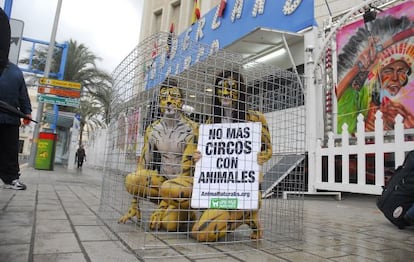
[191,122,262,209]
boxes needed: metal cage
[98,32,306,259]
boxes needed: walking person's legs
[0,124,26,190]
[78,158,84,168]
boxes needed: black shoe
[4,179,27,190]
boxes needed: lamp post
[28,0,63,167]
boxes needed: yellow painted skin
[118,85,199,231]
[192,192,263,242]
[157,106,272,235]
[192,73,272,242]
[119,76,273,237]
[192,112,272,242]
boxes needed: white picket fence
[313,111,414,195]
[87,110,414,197]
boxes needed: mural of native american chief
[336,1,414,134]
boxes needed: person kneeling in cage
[189,70,273,241]
[118,78,199,232]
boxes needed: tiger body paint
[119,80,199,231]
[192,71,272,242]
[139,114,197,180]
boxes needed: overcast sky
[1,0,143,73]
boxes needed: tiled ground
[0,166,413,261]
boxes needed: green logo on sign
[210,198,238,209]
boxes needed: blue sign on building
[146,0,316,89]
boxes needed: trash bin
[34,132,57,170]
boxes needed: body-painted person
[119,78,198,231]
[191,70,272,242]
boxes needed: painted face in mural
[159,86,183,116]
[216,79,239,107]
[380,60,411,97]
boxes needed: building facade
[139,0,372,41]
[94,0,412,197]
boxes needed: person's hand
[380,100,414,130]
[367,36,380,64]
[193,150,202,163]
[257,152,267,165]
[22,114,32,125]
[357,36,380,69]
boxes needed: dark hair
[160,77,178,89]
[212,70,246,123]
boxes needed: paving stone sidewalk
[0,166,413,262]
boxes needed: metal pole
[3,0,13,18]
[29,0,63,167]
[282,34,304,93]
